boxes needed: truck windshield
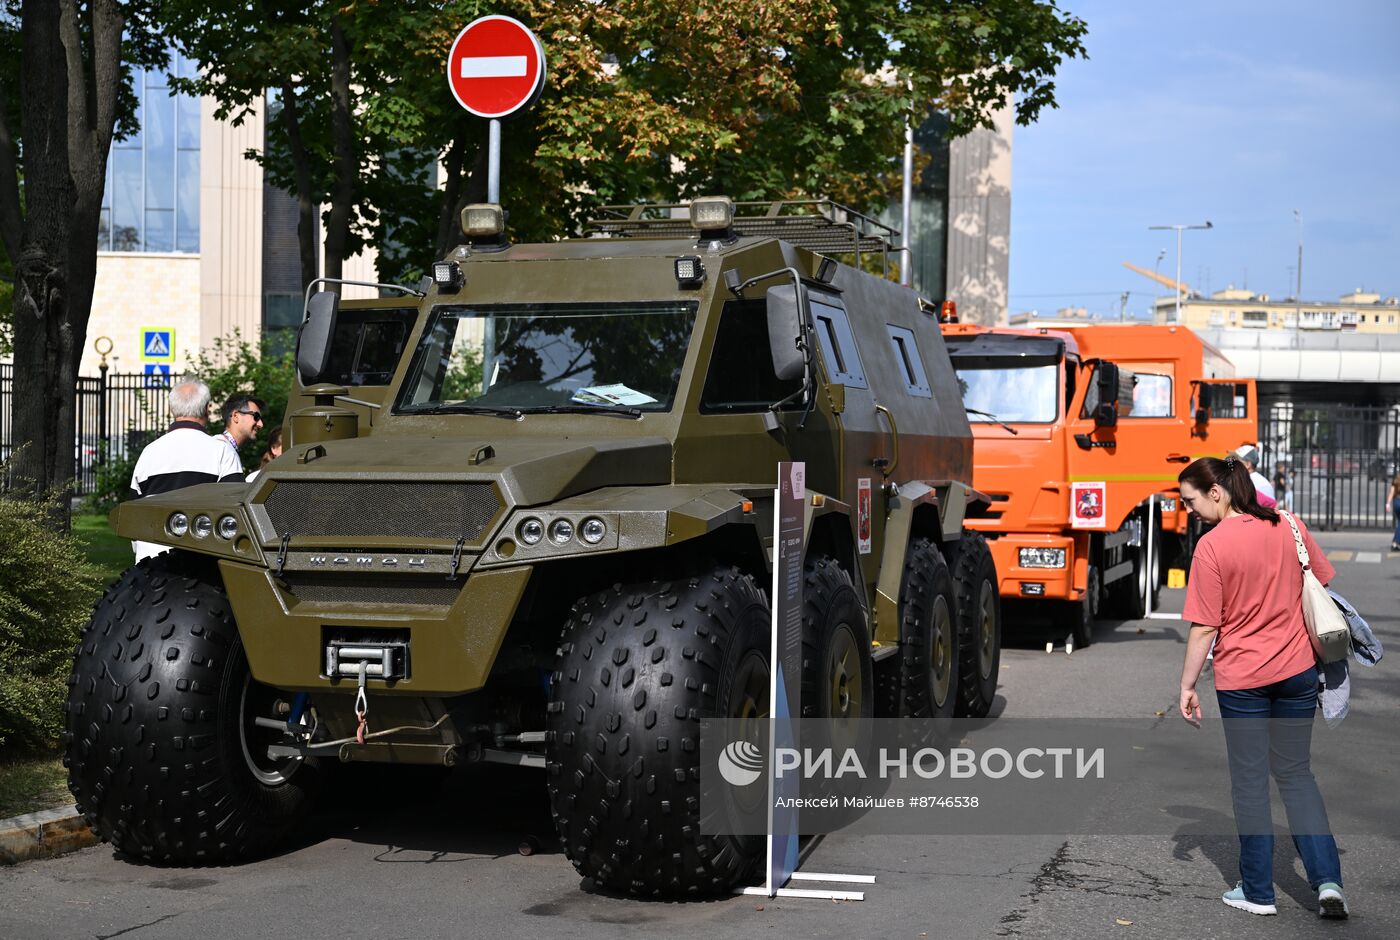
[395,302,697,414]
[954,361,1060,424]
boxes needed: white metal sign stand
[738,462,874,902]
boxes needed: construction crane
[1122,260,1192,297]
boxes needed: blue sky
[1009,0,1400,318]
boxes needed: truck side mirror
[766,283,809,381]
[1093,362,1121,428]
[297,291,339,386]
[1194,383,1213,425]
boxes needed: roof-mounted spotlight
[689,196,736,245]
[432,260,464,293]
[461,203,508,250]
[816,256,838,284]
[674,255,706,289]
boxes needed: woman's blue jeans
[1216,665,1341,904]
[1391,496,1400,544]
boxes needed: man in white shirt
[1234,444,1277,506]
[129,379,247,561]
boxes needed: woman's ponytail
[1178,455,1280,524]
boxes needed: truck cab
[943,320,1258,645]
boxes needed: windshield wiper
[964,407,1019,435]
[520,404,644,419]
[418,404,523,420]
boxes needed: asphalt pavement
[2,528,1396,939]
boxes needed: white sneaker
[1317,882,1349,919]
[1222,883,1277,915]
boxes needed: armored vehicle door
[288,298,420,433]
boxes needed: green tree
[0,1,166,516]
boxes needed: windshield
[395,302,697,414]
[955,362,1060,424]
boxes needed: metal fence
[1259,403,1400,530]
[2,363,171,495]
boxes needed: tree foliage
[166,0,1085,286]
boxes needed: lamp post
[1152,249,1167,322]
[1294,209,1303,331]
[1148,221,1213,323]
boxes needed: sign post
[739,462,874,902]
[446,15,547,204]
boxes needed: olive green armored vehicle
[64,198,1001,895]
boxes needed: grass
[72,511,131,585]
[0,753,69,820]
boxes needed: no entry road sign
[447,15,546,119]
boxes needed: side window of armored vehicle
[885,325,932,398]
[809,294,867,389]
[323,309,415,386]
[1130,373,1173,417]
[700,299,803,412]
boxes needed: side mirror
[296,291,339,386]
[766,283,809,381]
[1193,383,1213,425]
[1093,362,1120,428]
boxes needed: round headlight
[580,517,607,544]
[517,517,544,545]
[548,518,574,544]
[167,512,189,537]
[217,515,239,540]
[191,514,213,539]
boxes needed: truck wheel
[1112,519,1151,620]
[1055,564,1099,650]
[877,539,960,743]
[63,555,318,863]
[947,533,1001,718]
[799,556,873,750]
[546,566,768,897]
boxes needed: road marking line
[1326,551,1354,562]
[1354,551,1382,564]
[460,56,527,78]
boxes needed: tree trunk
[279,81,318,295]
[322,15,355,288]
[7,0,124,528]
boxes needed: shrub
[83,440,141,516]
[0,493,103,752]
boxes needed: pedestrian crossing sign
[141,328,175,363]
[143,363,172,388]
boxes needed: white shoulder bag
[1280,511,1350,663]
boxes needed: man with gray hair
[128,377,246,561]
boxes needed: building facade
[1152,287,1400,333]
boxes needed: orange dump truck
[940,320,1258,646]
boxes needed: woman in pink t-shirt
[1177,456,1347,920]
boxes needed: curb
[0,804,99,865]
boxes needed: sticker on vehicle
[1070,482,1107,529]
[857,478,872,553]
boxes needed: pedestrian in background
[247,425,284,482]
[1176,455,1347,920]
[129,378,246,561]
[1273,461,1292,512]
[1387,472,1400,552]
[219,393,266,460]
[1232,445,1276,507]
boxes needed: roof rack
[585,199,902,268]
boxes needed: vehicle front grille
[282,575,464,608]
[262,481,501,542]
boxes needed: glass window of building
[99,51,200,253]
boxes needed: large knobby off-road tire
[876,538,960,743]
[946,533,1002,718]
[63,554,318,862]
[798,556,874,802]
[546,566,769,897]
